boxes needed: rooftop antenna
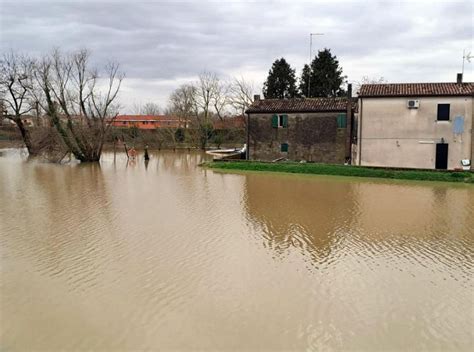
[308,33,324,98]
[462,49,473,76]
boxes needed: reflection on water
[1,150,473,351]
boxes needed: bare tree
[0,52,38,155]
[168,73,248,149]
[142,102,161,115]
[168,83,198,128]
[353,76,387,95]
[195,72,231,122]
[34,49,124,162]
[132,101,161,115]
[211,79,230,121]
[228,76,255,117]
[195,72,216,124]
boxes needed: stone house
[245,92,356,163]
[356,76,474,170]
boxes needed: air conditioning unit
[407,100,419,109]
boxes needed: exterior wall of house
[112,120,158,129]
[357,96,473,170]
[248,112,347,163]
[111,119,182,129]
[471,98,474,170]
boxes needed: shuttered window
[337,113,347,128]
[281,143,288,152]
[272,114,288,128]
[271,114,279,128]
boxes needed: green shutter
[271,114,278,128]
[337,113,347,128]
[282,114,288,128]
[281,143,288,152]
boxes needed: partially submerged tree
[263,58,298,99]
[34,49,124,162]
[167,73,253,149]
[0,52,39,155]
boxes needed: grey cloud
[1,0,472,110]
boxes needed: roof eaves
[246,108,348,114]
[359,93,474,98]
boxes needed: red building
[111,115,184,129]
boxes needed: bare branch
[228,76,255,117]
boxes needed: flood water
[1,149,473,351]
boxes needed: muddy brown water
[1,149,473,351]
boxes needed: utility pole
[308,32,324,97]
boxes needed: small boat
[206,144,246,160]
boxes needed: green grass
[203,161,474,184]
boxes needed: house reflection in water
[242,173,356,266]
[242,173,474,269]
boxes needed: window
[122,121,126,125]
[337,113,347,128]
[281,143,288,152]
[272,114,288,128]
[279,115,284,127]
[437,104,450,121]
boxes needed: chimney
[253,94,260,101]
[347,83,352,98]
[457,73,463,84]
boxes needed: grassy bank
[204,161,474,184]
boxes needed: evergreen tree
[301,48,346,98]
[262,58,299,99]
[298,64,311,97]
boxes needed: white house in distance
[356,75,473,170]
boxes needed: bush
[175,128,185,143]
[212,134,223,148]
[199,122,214,149]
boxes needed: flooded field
[1,149,473,351]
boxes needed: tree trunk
[14,117,38,156]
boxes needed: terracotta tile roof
[246,97,355,113]
[359,83,474,97]
[115,115,179,121]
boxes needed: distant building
[0,111,42,127]
[245,91,356,163]
[111,115,185,129]
[357,75,474,170]
[20,115,36,127]
[212,115,245,130]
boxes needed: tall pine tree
[263,58,299,99]
[299,48,346,98]
[298,64,311,97]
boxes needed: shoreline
[202,160,474,184]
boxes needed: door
[435,143,448,169]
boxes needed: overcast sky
[1,0,473,113]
